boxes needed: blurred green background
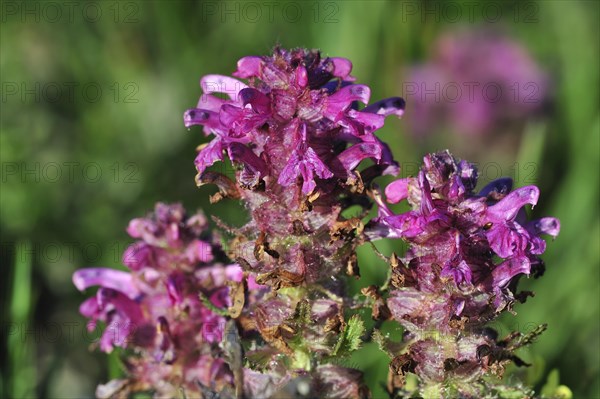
[1,1,598,397]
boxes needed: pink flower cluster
[368,151,559,395]
[73,203,263,397]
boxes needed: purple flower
[405,30,549,137]
[185,47,405,194]
[184,48,406,290]
[370,151,559,395]
[73,203,267,397]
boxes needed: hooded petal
[122,242,154,271]
[227,142,268,176]
[194,138,225,175]
[385,178,410,204]
[200,75,247,100]
[479,177,513,200]
[239,88,271,114]
[336,142,382,172]
[233,56,263,78]
[325,85,371,121]
[330,57,355,81]
[487,185,539,222]
[183,109,222,130]
[526,217,560,238]
[73,268,140,298]
[97,287,144,323]
[492,256,530,288]
[362,97,406,117]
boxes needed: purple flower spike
[185,47,404,199]
[369,151,559,396]
[184,47,405,287]
[73,203,268,397]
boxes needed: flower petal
[233,56,263,78]
[330,57,355,81]
[385,178,410,204]
[479,177,513,199]
[122,242,153,271]
[487,185,539,221]
[526,217,560,237]
[336,142,382,172]
[440,260,472,285]
[196,94,227,112]
[73,268,140,298]
[183,109,222,130]
[194,138,225,174]
[485,220,531,258]
[325,85,371,121]
[200,75,247,100]
[492,256,530,288]
[362,97,405,117]
[227,142,268,177]
[239,88,271,114]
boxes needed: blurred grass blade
[9,240,36,398]
[515,122,546,187]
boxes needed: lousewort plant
[74,48,560,398]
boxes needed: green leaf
[332,315,365,356]
[372,329,404,358]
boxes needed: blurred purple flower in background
[404,30,549,137]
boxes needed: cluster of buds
[74,48,559,398]
[368,151,559,397]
